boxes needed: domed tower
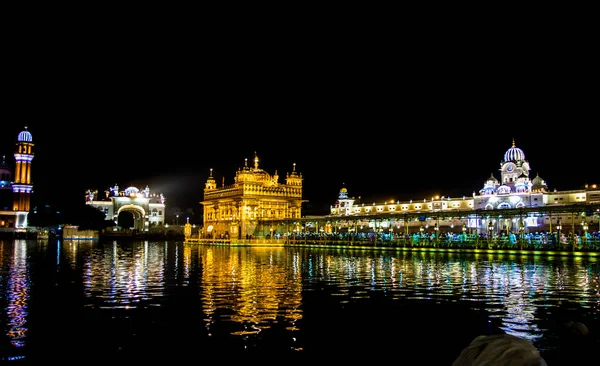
[479,173,499,195]
[12,126,34,228]
[531,173,548,193]
[499,139,531,193]
[285,163,303,186]
[205,168,217,191]
[335,184,355,215]
[338,185,349,200]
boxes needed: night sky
[2,27,598,218]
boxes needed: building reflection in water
[297,250,599,343]
[76,240,168,308]
[0,240,29,349]
[185,246,303,350]
[1,240,598,357]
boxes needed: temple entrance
[84,185,166,236]
[117,205,146,231]
[117,211,134,230]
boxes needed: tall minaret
[12,126,34,229]
[253,151,259,170]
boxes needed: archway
[118,211,134,229]
[117,205,146,230]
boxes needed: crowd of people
[282,230,600,251]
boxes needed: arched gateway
[85,184,166,231]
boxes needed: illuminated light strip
[13,154,34,162]
[12,185,32,193]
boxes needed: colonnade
[257,204,600,242]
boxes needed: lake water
[1,239,599,364]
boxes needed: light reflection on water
[196,246,303,339]
[3,240,29,348]
[82,240,168,308]
[0,239,599,361]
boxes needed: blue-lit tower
[12,126,34,229]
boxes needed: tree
[63,204,111,231]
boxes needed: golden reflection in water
[61,239,86,269]
[76,240,167,308]
[1,240,29,347]
[197,246,303,342]
[183,242,192,280]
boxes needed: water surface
[1,239,598,364]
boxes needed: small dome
[487,173,498,183]
[504,139,525,162]
[532,173,547,190]
[338,185,349,199]
[17,126,33,142]
[125,187,139,196]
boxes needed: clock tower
[499,139,531,193]
[12,126,34,229]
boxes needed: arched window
[497,185,511,195]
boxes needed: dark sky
[2,22,598,217]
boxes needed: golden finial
[254,151,259,169]
[293,162,296,172]
[512,138,516,148]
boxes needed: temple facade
[200,152,305,239]
[85,184,166,230]
[0,126,34,231]
[330,140,599,235]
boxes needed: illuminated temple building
[85,184,166,230]
[200,152,305,239]
[329,140,599,235]
[0,126,34,231]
